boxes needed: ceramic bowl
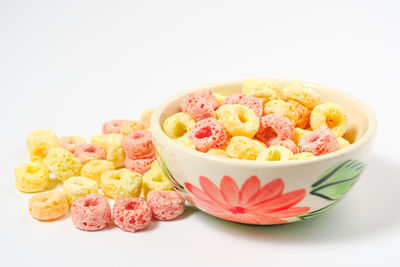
[150,80,376,225]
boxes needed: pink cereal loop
[113,198,152,232]
[222,93,263,118]
[102,120,128,134]
[188,118,229,152]
[181,92,215,121]
[270,139,298,154]
[124,155,156,175]
[147,190,185,221]
[256,113,294,146]
[122,130,154,159]
[74,144,106,164]
[298,126,340,156]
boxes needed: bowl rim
[150,79,377,169]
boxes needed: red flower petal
[253,189,307,213]
[246,178,284,207]
[239,176,261,205]
[199,176,229,208]
[185,182,214,204]
[220,176,240,206]
[248,213,288,224]
[266,206,310,218]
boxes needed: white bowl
[151,80,377,225]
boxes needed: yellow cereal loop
[310,102,348,137]
[292,128,311,145]
[14,162,49,193]
[63,176,98,205]
[216,104,260,138]
[256,145,294,161]
[143,162,172,198]
[207,149,230,158]
[26,129,60,162]
[226,136,266,160]
[337,137,351,149]
[283,80,320,109]
[81,160,114,185]
[163,112,196,139]
[243,79,282,103]
[293,152,315,160]
[104,134,125,168]
[91,134,107,148]
[120,120,146,136]
[101,168,133,198]
[174,132,196,150]
[213,93,226,105]
[114,171,143,200]
[43,148,81,182]
[264,100,298,126]
[140,109,154,129]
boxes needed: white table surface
[1,1,399,266]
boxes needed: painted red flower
[185,176,310,224]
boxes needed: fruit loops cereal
[101,168,135,199]
[114,171,143,200]
[103,134,125,168]
[29,191,69,221]
[143,161,173,198]
[165,79,351,160]
[26,129,60,162]
[120,120,146,136]
[63,176,98,206]
[74,144,106,164]
[163,112,196,139]
[310,102,348,137]
[188,118,229,152]
[146,190,185,221]
[102,119,127,134]
[257,145,294,161]
[81,160,115,185]
[43,148,81,182]
[122,130,154,159]
[124,154,156,175]
[216,104,260,138]
[71,194,112,231]
[113,198,152,232]
[59,136,86,154]
[140,109,154,129]
[14,162,49,193]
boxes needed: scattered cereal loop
[29,191,69,221]
[63,176,98,206]
[15,162,50,193]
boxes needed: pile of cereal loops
[164,79,350,161]
[15,109,185,232]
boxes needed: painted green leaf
[310,159,366,201]
[299,202,338,220]
[154,148,187,193]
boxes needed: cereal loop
[91,134,107,148]
[74,144,106,165]
[256,145,294,161]
[256,113,294,146]
[102,120,127,134]
[270,139,298,154]
[26,129,60,162]
[287,100,311,128]
[113,198,152,232]
[310,102,348,137]
[147,190,185,221]
[174,133,196,150]
[59,136,86,154]
[63,176,98,206]
[283,80,320,109]
[226,136,266,160]
[292,127,311,145]
[298,127,340,156]
[114,171,143,200]
[122,130,154,159]
[243,79,282,103]
[14,162,49,193]
[70,194,112,231]
[124,155,156,175]
[163,112,196,139]
[29,191,69,221]
[101,168,137,199]
[140,109,154,129]
[81,160,114,186]
[181,92,215,121]
[104,134,125,168]
[120,120,146,136]
[43,148,81,182]
[264,99,298,126]
[188,118,229,152]
[222,93,263,118]
[143,161,173,198]
[216,104,260,138]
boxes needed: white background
[1,0,399,266]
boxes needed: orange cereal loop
[29,191,69,221]
[120,120,146,136]
[287,100,311,129]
